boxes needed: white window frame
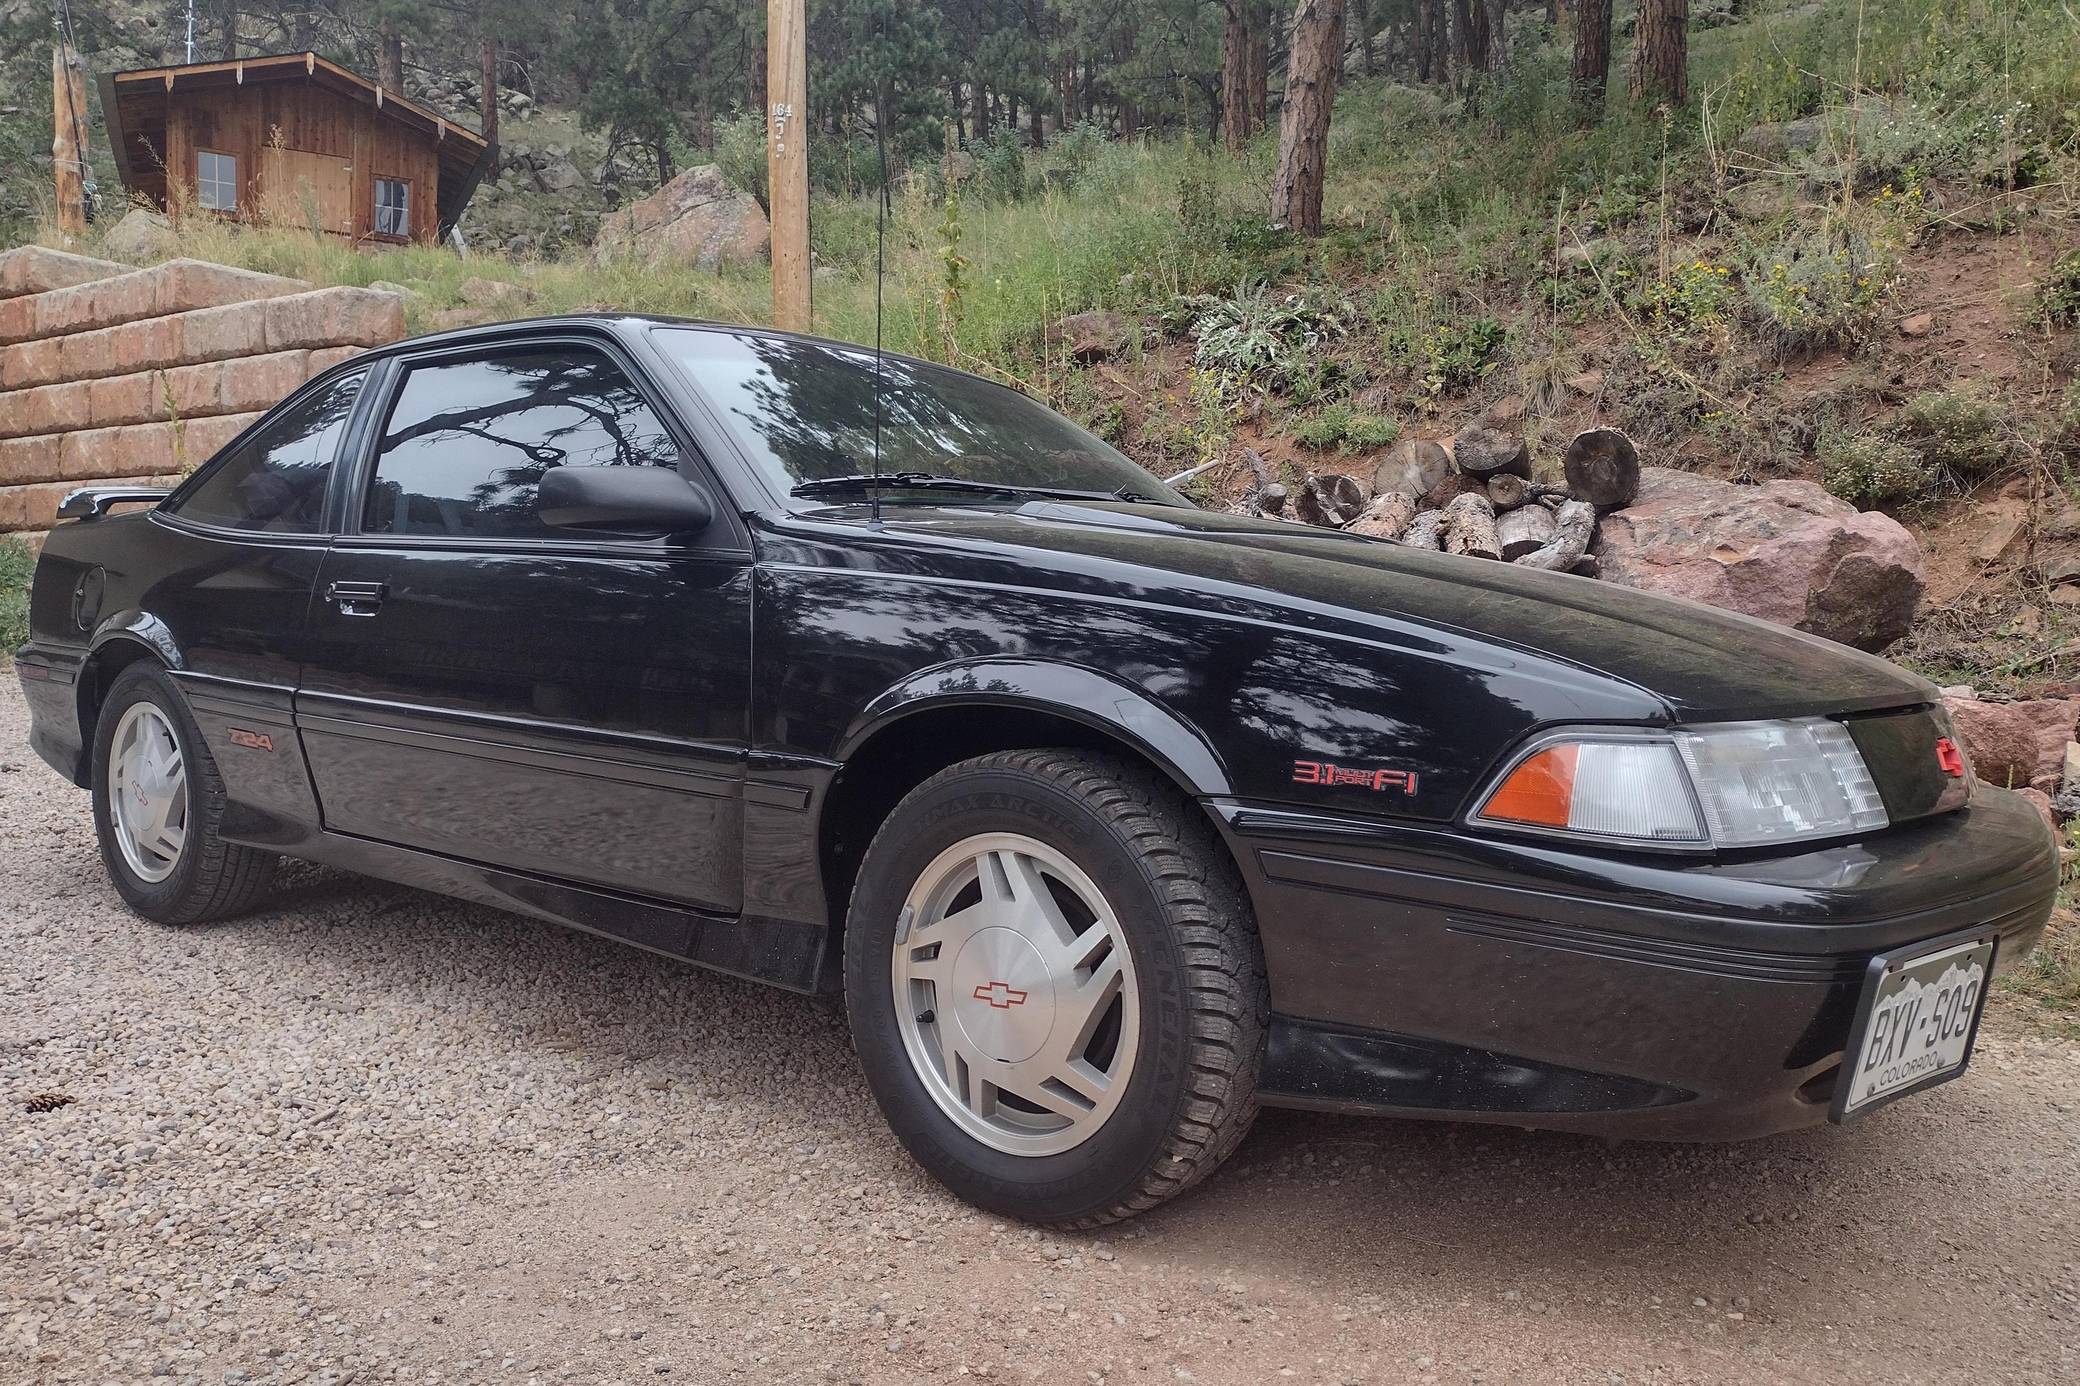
[373,176,411,239]
[196,149,237,214]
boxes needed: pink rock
[2002,698,2080,791]
[2015,787,2058,835]
[1944,697,2040,790]
[1595,468,1926,650]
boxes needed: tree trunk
[214,0,237,59]
[1356,0,1374,74]
[951,81,966,143]
[478,30,499,151]
[1221,1,1252,151]
[377,25,404,96]
[1571,0,1612,117]
[1453,0,1484,71]
[1246,6,1270,131]
[972,82,990,141]
[1484,0,1506,70]
[1427,0,1449,81]
[1630,0,1688,105]
[1270,0,1345,236]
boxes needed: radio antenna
[868,16,889,527]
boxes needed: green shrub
[1819,425,1932,506]
[1399,316,1507,396]
[2030,250,2080,328]
[1292,403,1400,453]
[1903,388,2008,477]
[1185,282,1357,387]
[0,536,32,654]
[1745,220,1895,356]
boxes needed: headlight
[1473,718,1889,850]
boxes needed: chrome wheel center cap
[951,926,1055,1063]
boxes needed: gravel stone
[1,677,2076,1382]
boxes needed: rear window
[656,328,1181,504]
[167,371,363,534]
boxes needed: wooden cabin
[99,52,493,247]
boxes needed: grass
[0,536,31,654]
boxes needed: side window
[169,370,363,534]
[363,347,681,540]
[374,177,410,237]
[196,150,237,212]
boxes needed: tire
[844,749,1267,1227]
[90,662,277,925]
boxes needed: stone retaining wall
[0,246,407,544]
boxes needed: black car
[16,316,2055,1227]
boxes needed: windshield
[655,328,1186,505]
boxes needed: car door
[141,367,371,846]
[294,334,752,916]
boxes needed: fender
[86,609,186,673]
[838,656,1233,797]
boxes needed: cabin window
[374,177,411,238]
[196,150,237,213]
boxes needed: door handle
[326,580,387,617]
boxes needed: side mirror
[537,466,715,534]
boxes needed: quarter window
[374,177,410,238]
[363,347,681,540]
[168,371,364,534]
[196,150,237,213]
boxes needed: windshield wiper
[791,471,1125,503]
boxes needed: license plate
[1832,931,1997,1122]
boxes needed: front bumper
[1215,782,2057,1141]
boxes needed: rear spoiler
[57,487,171,521]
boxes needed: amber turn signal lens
[1480,743,1578,827]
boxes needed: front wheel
[844,749,1267,1227]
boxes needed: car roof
[355,311,976,387]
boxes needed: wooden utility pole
[52,41,91,236]
[767,0,810,332]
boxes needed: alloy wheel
[890,832,1140,1156]
[108,702,189,884]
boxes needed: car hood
[823,499,1935,722]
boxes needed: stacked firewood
[1242,425,1640,576]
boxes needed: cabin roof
[99,51,494,231]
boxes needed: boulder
[100,208,178,264]
[593,164,770,272]
[1731,115,1830,161]
[1725,180,1799,222]
[2016,786,2058,835]
[2008,699,2080,791]
[1944,697,2042,790]
[457,276,534,309]
[1046,311,1132,362]
[1594,467,1926,650]
[537,160,585,194]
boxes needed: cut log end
[1562,427,1641,509]
[1450,422,1531,480]
[1497,503,1557,560]
[1486,473,1528,511]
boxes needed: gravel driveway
[3,677,2076,1386]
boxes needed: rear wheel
[91,663,277,924]
[844,749,1266,1226]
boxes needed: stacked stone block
[0,247,407,544]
